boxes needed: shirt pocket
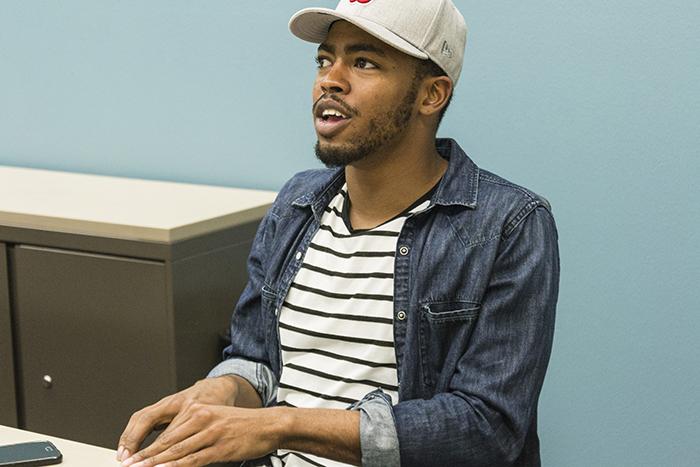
[422,300,481,323]
[419,300,481,391]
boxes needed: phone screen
[0,441,62,466]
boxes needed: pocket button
[396,310,407,321]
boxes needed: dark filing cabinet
[0,166,275,448]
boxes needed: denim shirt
[209,138,560,467]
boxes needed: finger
[152,445,219,467]
[129,431,214,467]
[118,400,177,461]
[123,412,200,464]
[152,403,192,436]
[118,409,155,461]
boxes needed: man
[117,0,559,466]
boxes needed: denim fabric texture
[212,138,560,467]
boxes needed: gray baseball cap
[289,0,467,84]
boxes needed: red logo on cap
[349,0,372,3]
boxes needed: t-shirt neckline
[340,179,441,234]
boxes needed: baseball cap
[289,0,467,84]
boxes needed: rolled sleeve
[350,389,401,467]
[207,357,278,407]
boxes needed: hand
[117,376,241,463]
[119,404,288,467]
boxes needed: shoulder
[474,168,555,238]
[268,167,340,218]
[436,139,554,237]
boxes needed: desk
[0,424,116,465]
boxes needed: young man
[117,1,559,466]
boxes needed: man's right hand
[116,375,260,463]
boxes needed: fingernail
[117,446,124,461]
[121,457,134,467]
[131,462,145,467]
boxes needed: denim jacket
[209,138,560,467]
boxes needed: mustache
[313,94,359,117]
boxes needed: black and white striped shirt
[272,182,434,467]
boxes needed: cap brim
[289,8,429,60]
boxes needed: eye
[355,57,377,69]
[315,56,332,69]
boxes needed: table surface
[0,425,117,466]
[0,165,277,242]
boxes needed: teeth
[322,109,346,118]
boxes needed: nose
[319,62,350,95]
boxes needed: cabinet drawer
[11,245,173,447]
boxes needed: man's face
[312,21,421,167]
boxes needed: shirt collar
[431,138,479,209]
[292,138,479,220]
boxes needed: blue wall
[2,1,698,465]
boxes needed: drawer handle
[42,375,53,389]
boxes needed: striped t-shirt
[271,182,434,467]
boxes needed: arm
[392,205,560,466]
[119,405,361,467]
[117,211,276,461]
[344,205,558,467]
[117,200,365,465]
[281,408,361,465]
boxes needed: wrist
[206,375,240,406]
[263,407,362,465]
[266,406,296,450]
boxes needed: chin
[314,140,369,168]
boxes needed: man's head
[289,0,467,167]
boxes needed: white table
[0,424,117,465]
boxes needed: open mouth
[315,107,353,137]
[320,108,349,123]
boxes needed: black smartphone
[0,441,62,466]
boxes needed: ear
[418,76,453,118]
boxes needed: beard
[314,76,420,168]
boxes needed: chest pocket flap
[422,300,480,323]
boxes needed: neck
[344,132,447,230]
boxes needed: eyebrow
[317,42,387,57]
